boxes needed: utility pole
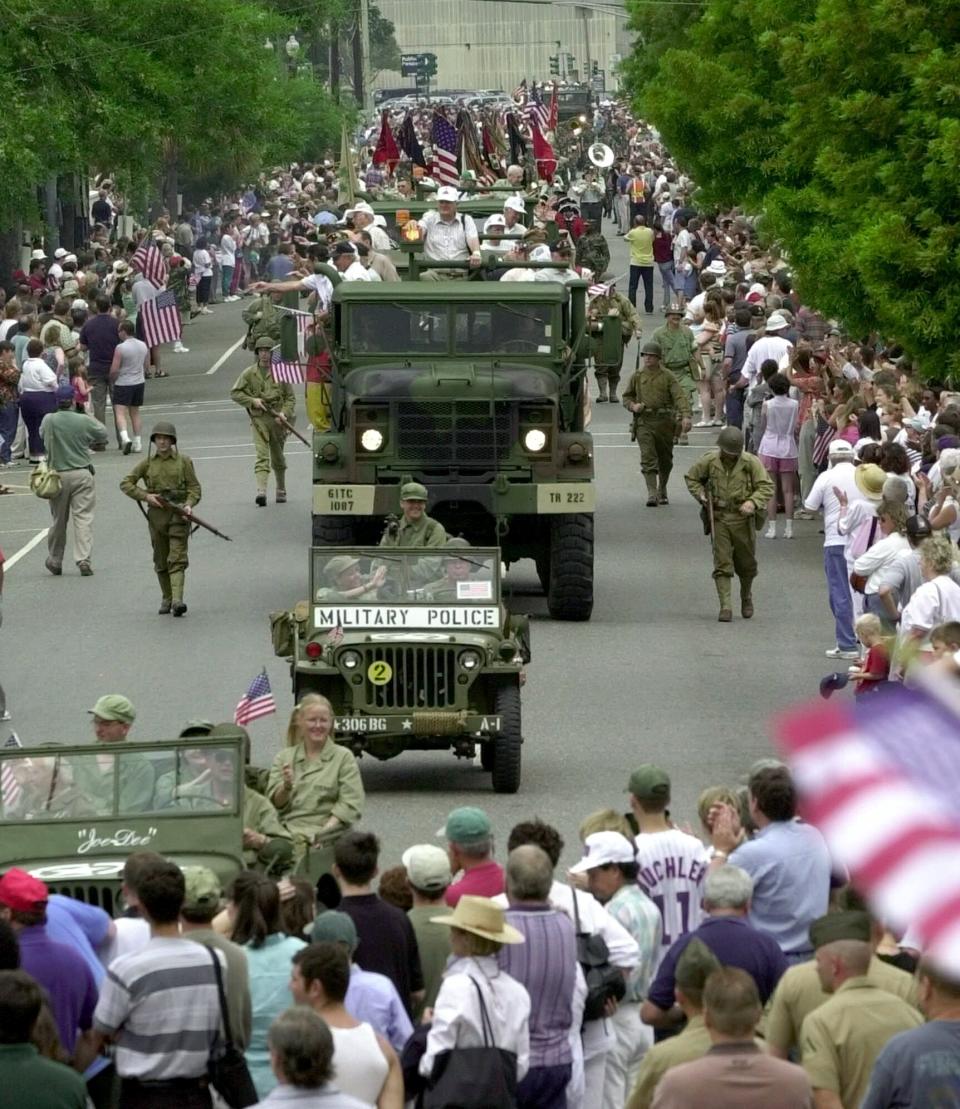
[359,0,371,111]
[578,6,592,84]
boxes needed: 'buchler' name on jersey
[638,856,707,890]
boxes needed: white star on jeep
[402,719,413,731]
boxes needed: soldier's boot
[658,469,671,506]
[255,485,267,508]
[644,474,659,507]
[157,571,172,615]
[608,376,620,403]
[716,578,733,622]
[740,577,755,619]
[170,571,188,618]
[596,377,609,403]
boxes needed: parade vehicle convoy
[271,546,529,793]
[0,735,246,912]
[306,275,618,621]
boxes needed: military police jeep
[311,280,609,621]
[273,546,528,793]
[0,735,246,912]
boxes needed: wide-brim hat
[431,895,524,944]
[854,463,886,501]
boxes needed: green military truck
[272,545,528,793]
[0,735,246,913]
[310,279,603,620]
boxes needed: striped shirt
[500,905,577,1067]
[606,885,662,1002]
[94,937,222,1079]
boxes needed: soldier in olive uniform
[684,426,774,622]
[76,694,154,812]
[230,335,296,506]
[315,554,387,602]
[420,536,475,600]
[623,340,692,506]
[379,481,448,548]
[241,289,283,349]
[653,306,698,444]
[589,282,640,403]
[120,422,202,617]
[575,219,610,280]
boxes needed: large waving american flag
[777,674,960,977]
[271,349,305,385]
[131,238,167,288]
[526,84,550,133]
[430,109,459,187]
[139,288,182,347]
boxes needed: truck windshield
[349,302,553,356]
[0,743,242,822]
[313,548,500,606]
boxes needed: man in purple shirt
[78,294,120,442]
[0,869,98,1061]
[499,845,577,1109]
[641,864,787,1032]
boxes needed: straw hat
[854,463,886,502]
[430,895,524,944]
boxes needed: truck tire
[491,681,522,794]
[546,513,594,621]
[312,515,355,546]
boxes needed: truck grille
[396,401,513,465]
[365,645,459,709]
[48,884,117,916]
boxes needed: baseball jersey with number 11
[633,828,709,973]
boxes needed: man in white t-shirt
[741,312,793,387]
[628,765,708,976]
[804,438,864,657]
[249,269,335,315]
[418,186,482,279]
[332,242,377,282]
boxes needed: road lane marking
[5,528,49,571]
[206,336,246,376]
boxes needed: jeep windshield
[312,547,501,614]
[0,741,243,823]
[348,302,555,356]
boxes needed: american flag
[131,237,168,288]
[430,109,459,187]
[526,84,550,133]
[588,283,609,299]
[139,288,182,348]
[812,415,836,468]
[234,669,277,726]
[271,350,306,385]
[1,733,23,811]
[777,675,960,977]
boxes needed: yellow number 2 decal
[367,661,393,685]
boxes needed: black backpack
[571,889,627,1023]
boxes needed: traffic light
[549,54,560,76]
[422,52,437,78]
[591,60,599,77]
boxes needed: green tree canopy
[626,0,960,377]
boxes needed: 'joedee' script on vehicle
[314,605,500,630]
[76,827,159,855]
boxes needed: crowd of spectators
[1,755,955,1109]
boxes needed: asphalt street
[2,235,833,868]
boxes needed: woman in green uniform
[266,694,364,879]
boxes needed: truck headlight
[459,650,482,671]
[360,429,384,452]
[524,429,547,452]
[341,650,361,670]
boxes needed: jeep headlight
[459,649,482,671]
[498,638,519,661]
[341,650,361,670]
[360,428,384,452]
[524,429,548,452]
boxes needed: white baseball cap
[828,439,855,458]
[435,185,459,202]
[53,247,68,259]
[504,196,526,214]
[569,831,636,874]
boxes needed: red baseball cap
[0,868,48,912]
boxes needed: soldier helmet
[717,426,744,455]
[399,481,429,502]
[641,340,662,358]
[254,336,274,352]
[445,536,472,550]
[664,303,684,317]
[324,554,360,580]
[150,421,178,444]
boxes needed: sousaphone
[588,142,615,169]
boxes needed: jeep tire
[546,512,594,621]
[491,680,522,794]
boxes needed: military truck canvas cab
[311,281,596,620]
[0,735,246,913]
[274,546,527,793]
